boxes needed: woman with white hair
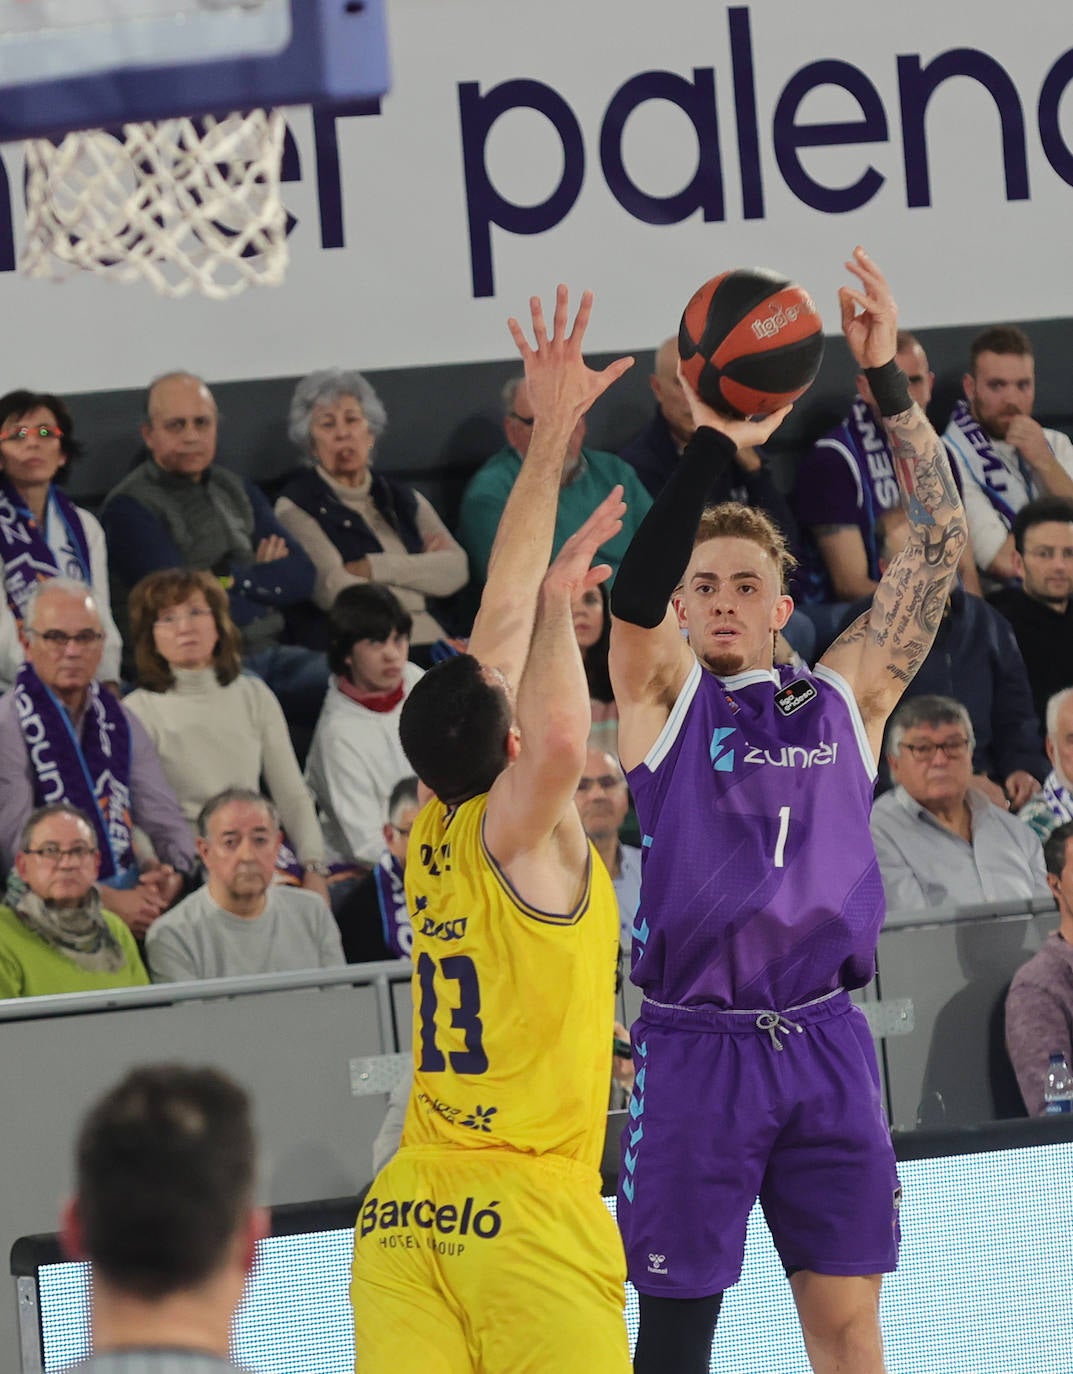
[274,368,468,650]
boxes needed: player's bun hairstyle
[327,584,413,678]
[75,1065,255,1298]
[691,503,797,595]
[678,268,824,418]
[399,653,513,805]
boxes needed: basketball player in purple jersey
[608,248,967,1374]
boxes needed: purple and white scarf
[945,398,1036,530]
[1041,771,1073,827]
[0,479,91,628]
[373,850,413,958]
[13,664,134,882]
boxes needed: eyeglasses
[23,842,98,863]
[0,425,63,444]
[155,606,214,629]
[899,737,971,762]
[25,628,104,648]
[508,411,535,427]
[576,775,624,793]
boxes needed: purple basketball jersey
[627,661,884,1010]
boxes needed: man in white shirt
[146,789,344,981]
[943,326,1073,584]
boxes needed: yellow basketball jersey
[401,793,620,1171]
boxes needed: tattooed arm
[820,248,967,762]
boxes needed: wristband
[863,360,912,417]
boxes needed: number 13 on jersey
[416,952,489,1074]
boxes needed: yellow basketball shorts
[351,1145,629,1374]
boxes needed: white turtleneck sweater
[124,666,325,863]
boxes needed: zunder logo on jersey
[709,727,839,771]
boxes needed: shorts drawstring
[754,1011,805,1052]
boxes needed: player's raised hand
[838,245,899,369]
[676,363,792,450]
[543,485,626,598]
[507,286,634,437]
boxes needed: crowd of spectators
[0,326,1071,1120]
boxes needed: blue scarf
[0,479,91,627]
[14,664,134,883]
[372,850,412,958]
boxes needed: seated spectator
[575,746,640,950]
[573,582,617,748]
[943,326,1073,585]
[990,496,1073,731]
[124,569,331,904]
[1006,820,1073,1115]
[0,580,195,936]
[305,585,422,869]
[457,373,652,599]
[335,776,420,963]
[1019,688,1073,846]
[100,371,328,726]
[843,514,1046,807]
[620,338,797,525]
[795,331,980,613]
[0,802,148,999]
[274,368,468,653]
[145,789,344,982]
[871,695,1049,911]
[60,1064,266,1372]
[0,389,123,693]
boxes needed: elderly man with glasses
[0,801,148,998]
[870,694,1051,913]
[0,579,195,936]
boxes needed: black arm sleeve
[610,426,737,628]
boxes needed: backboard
[0,0,390,141]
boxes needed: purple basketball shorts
[617,991,901,1298]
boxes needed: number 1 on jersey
[773,805,791,868]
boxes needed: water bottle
[1044,1052,1073,1114]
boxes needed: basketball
[678,267,824,418]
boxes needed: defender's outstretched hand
[543,486,626,599]
[676,363,792,450]
[507,286,633,442]
[838,246,899,369]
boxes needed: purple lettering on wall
[599,69,724,225]
[898,49,1029,208]
[458,78,585,298]
[728,6,764,219]
[773,60,888,212]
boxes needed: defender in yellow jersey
[351,287,634,1373]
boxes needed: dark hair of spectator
[399,654,512,804]
[969,326,1033,370]
[388,775,420,819]
[327,584,412,678]
[1011,496,1073,555]
[581,582,613,705]
[129,568,243,692]
[74,1065,255,1299]
[1044,821,1073,880]
[0,389,83,481]
[19,802,98,855]
[196,787,279,840]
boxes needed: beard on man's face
[700,648,747,678]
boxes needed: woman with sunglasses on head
[0,389,122,692]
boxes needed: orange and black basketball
[678,268,824,418]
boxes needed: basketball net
[20,109,288,299]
